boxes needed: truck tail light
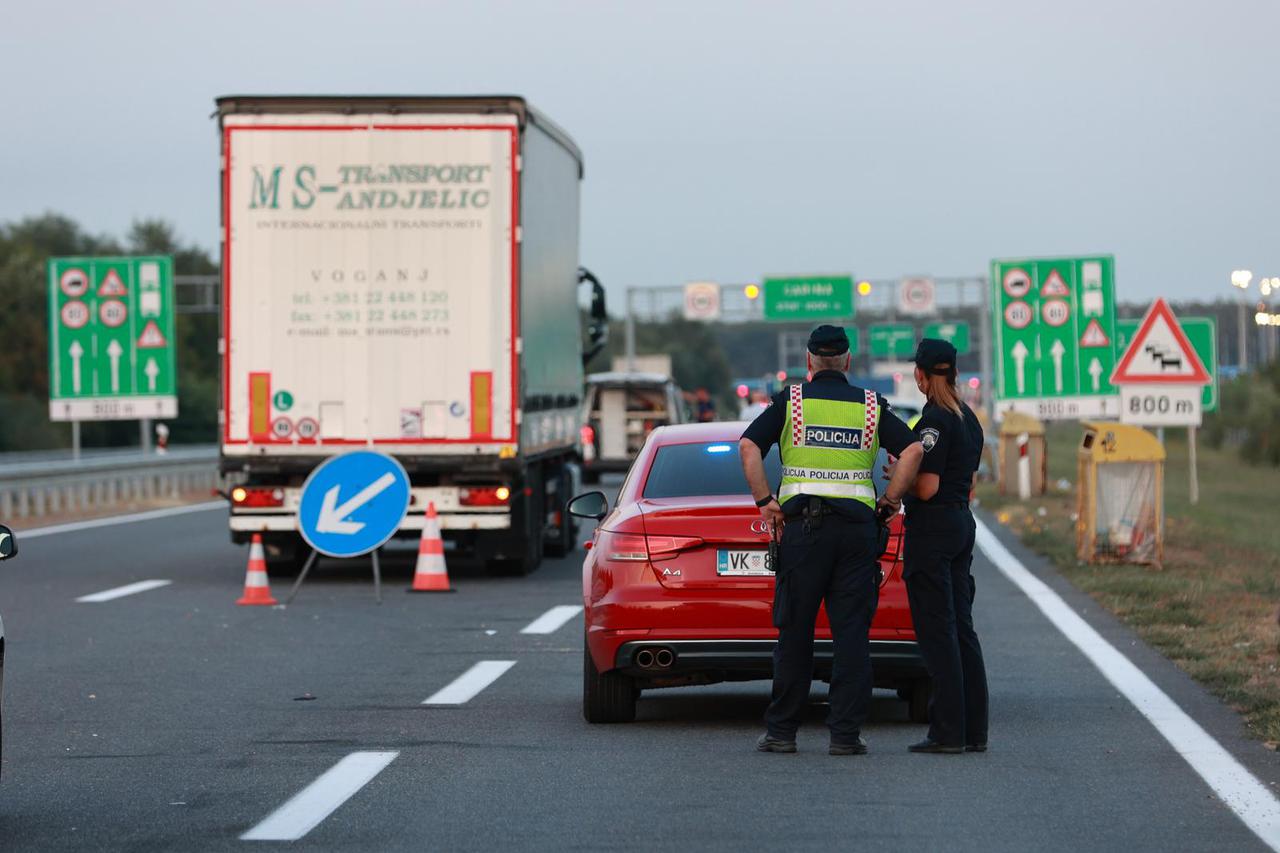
[230,486,285,508]
[459,486,511,507]
[580,425,595,447]
[598,532,703,562]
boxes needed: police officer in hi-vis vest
[740,326,923,755]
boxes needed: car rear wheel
[583,639,636,723]
[908,678,931,724]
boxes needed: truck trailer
[216,95,606,574]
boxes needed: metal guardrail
[0,445,219,520]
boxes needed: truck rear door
[221,111,519,456]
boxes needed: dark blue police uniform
[742,327,917,751]
[903,339,989,753]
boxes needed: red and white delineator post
[409,502,453,593]
[1016,432,1031,500]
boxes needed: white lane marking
[240,750,398,842]
[422,660,516,705]
[520,604,583,635]
[76,579,173,603]
[975,518,1280,850]
[20,501,225,539]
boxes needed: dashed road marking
[422,660,515,705]
[240,750,399,842]
[76,579,173,603]
[520,604,583,635]
[975,518,1280,851]
[22,501,225,539]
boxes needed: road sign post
[763,275,854,322]
[291,451,412,604]
[1112,298,1212,505]
[991,256,1119,420]
[48,256,178,424]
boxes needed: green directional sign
[1117,316,1218,412]
[48,256,178,421]
[869,323,915,359]
[923,321,970,355]
[843,327,861,356]
[763,275,854,321]
[992,255,1119,420]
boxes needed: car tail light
[602,533,649,561]
[645,535,704,560]
[599,531,703,562]
[230,486,285,508]
[459,486,511,507]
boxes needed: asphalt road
[1,497,1277,851]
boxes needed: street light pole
[1231,269,1253,371]
[624,286,637,371]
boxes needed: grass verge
[978,421,1280,746]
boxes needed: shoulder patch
[920,427,940,452]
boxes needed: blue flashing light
[706,444,732,453]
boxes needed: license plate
[716,549,772,576]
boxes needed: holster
[769,522,790,629]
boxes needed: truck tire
[909,678,931,724]
[583,638,636,723]
[487,473,543,576]
[544,465,575,558]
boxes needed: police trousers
[903,506,989,747]
[766,513,879,743]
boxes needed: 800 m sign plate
[1120,384,1201,427]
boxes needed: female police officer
[901,338,989,755]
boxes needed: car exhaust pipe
[654,648,675,668]
[634,648,655,668]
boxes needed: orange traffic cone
[409,502,453,592]
[236,533,279,606]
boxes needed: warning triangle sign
[1079,319,1110,348]
[98,269,127,297]
[1110,298,1210,385]
[137,320,167,348]
[1040,270,1069,297]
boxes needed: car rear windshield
[642,442,782,499]
[642,442,892,500]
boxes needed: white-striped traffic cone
[409,502,453,593]
[236,533,278,606]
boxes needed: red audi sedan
[569,421,929,724]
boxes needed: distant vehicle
[569,421,928,724]
[0,523,13,768]
[216,95,607,576]
[580,372,687,483]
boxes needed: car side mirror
[567,491,609,521]
[0,524,17,561]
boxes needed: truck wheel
[583,639,636,723]
[544,466,575,558]
[909,678,931,724]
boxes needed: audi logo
[749,520,771,534]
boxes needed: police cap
[807,325,849,356]
[914,337,957,375]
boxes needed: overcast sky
[2,0,1277,304]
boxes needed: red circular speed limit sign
[1004,300,1033,329]
[295,417,320,440]
[60,300,89,329]
[1042,299,1070,327]
[98,299,128,328]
